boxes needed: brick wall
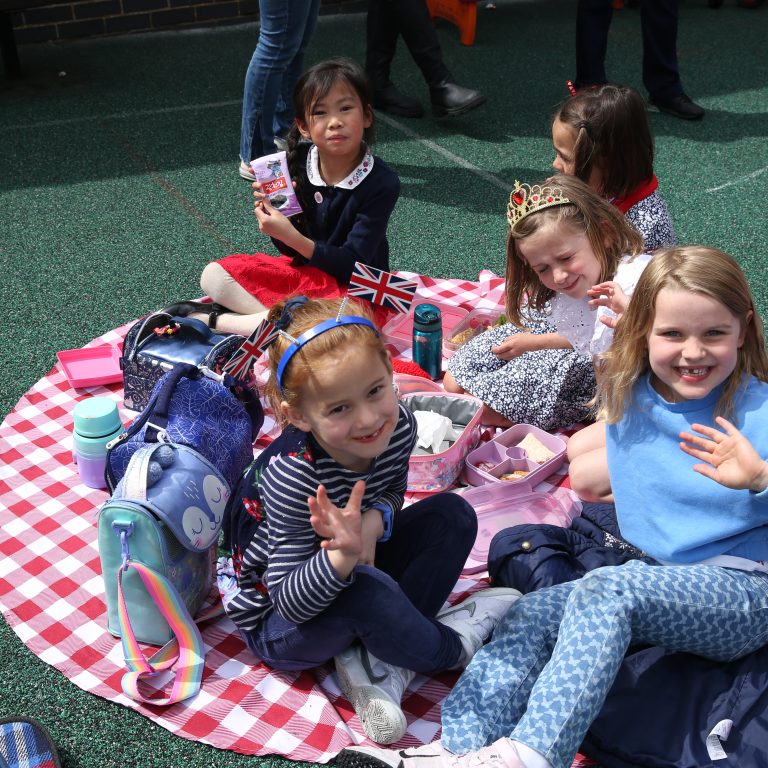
[11,0,365,46]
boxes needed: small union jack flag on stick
[223,319,278,382]
[348,263,418,315]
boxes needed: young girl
[338,245,768,768]
[191,58,401,336]
[444,174,649,430]
[220,296,520,746]
[552,83,676,252]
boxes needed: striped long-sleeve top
[224,403,417,632]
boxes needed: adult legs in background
[442,560,768,768]
[365,0,486,118]
[239,0,321,166]
[574,0,703,120]
[574,0,612,89]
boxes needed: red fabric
[610,175,659,214]
[0,270,582,762]
[217,252,346,307]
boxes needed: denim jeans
[441,560,768,768]
[239,0,321,163]
[240,493,477,673]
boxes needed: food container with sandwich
[442,307,504,359]
[463,424,567,487]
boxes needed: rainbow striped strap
[117,561,206,705]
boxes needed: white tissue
[413,410,460,454]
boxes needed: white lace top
[549,252,653,356]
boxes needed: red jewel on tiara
[513,190,525,205]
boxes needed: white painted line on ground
[5,102,508,196]
[706,165,768,192]
[376,111,511,193]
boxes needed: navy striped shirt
[225,403,416,631]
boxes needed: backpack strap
[117,560,220,705]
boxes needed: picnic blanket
[0,271,582,763]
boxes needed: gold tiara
[506,181,571,229]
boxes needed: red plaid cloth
[0,272,581,762]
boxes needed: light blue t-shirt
[606,375,768,564]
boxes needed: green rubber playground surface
[1,1,766,765]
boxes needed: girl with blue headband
[220,296,521,746]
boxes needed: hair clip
[566,80,578,97]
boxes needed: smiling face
[647,287,747,403]
[517,220,603,299]
[282,346,399,472]
[297,80,372,164]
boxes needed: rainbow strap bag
[98,442,228,705]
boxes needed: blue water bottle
[412,303,443,380]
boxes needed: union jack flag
[224,319,278,381]
[348,263,418,314]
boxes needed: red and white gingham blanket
[0,272,580,763]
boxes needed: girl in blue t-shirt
[338,246,768,768]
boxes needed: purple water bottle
[412,303,443,380]
[72,397,124,489]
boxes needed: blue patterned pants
[441,560,768,768]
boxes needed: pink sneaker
[336,737,524,768]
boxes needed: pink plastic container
[383,303,468,349]
[464,424,567,487]
[459,482,577,573]
[442,307,502,359]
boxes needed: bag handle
[143,363,197,442]
[133,315,218,359]
[117,560,221,705]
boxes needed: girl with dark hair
[552,83,676,252]
[193,58,400,336]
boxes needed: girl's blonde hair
[596,245,768,423]
[263,297,391,422]
[505,174,643,327]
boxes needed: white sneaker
[437,587,522,666]
[238,160,256,181]
[334,645,415,745]
[336,737,524,768]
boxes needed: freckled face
[284,346,398,473]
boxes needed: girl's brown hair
[596,245,768,423]
[553,84,653,199]
[263,297,391,423]
[505,174,643,327]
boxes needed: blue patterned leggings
[441,560,768,768]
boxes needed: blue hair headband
[276,314,379,395]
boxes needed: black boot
[373,83,425,118]
[430,81,487,117]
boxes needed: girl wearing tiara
[552,83,676,252]
[220,296,520,746]
[339,245,768,768]
[444,174,651,430]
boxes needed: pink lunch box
[464,423,567,487]
[458,482,578,574]
[401,391,484,493]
